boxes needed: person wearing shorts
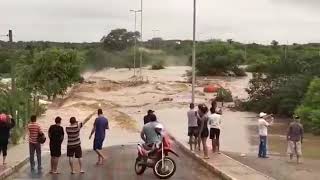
[208,108,222,153]
[66,117,84,174]
[187,103,198,151]
[67,145,82,158]
[48,116,64,174]
[90,109,109,165]
[0,114,15,165]
[287,116,304,163]
[198,105,209,159]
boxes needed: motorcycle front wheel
[153,157,176,179]
[135,157,147,175]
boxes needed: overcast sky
[1,0,320,44]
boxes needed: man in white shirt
[208,108,222,153]
[258,112,273,158]
[187,103,198,151]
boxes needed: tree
[271,40,279,47]
[296,78,320,134]
[196,44,242,76]
[17,48,83,99]
[101,29,140,51]
[227,39,233,45]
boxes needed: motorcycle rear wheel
[135,157,147,175]
[153,157,176,179]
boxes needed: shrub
[11,127,24,144]
[232,67,247,76]
[196,44,242,76]
[151,60,165,70]
[295,78,320,134]
[216,88,233,102]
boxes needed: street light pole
[139,0,143,79]
[191,0,196,104]
[130,10,141,77]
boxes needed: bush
[196,44,242,76]
[11,127,24,144]
[151,60,165,70]
[295,78,320,134]
[216,88,233,102]
[232,67,247,76]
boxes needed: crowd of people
[0,108,109,175]
[187,99,304,163]
[0,99,306,176]
[187,100,222,159]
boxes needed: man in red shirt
[27,115,42,172]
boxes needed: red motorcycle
[135,134,178,179]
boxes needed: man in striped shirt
[66,117,84,174]
[27,115,42,171]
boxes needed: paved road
[8,145,221,180]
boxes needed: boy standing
[66,117,84,174]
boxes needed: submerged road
[8,145,221,180]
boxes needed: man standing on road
[258,112,273,158]
[187,103,198,151]
[287,115,304,163]
[66,117,84,174]
[143,110,154,125]
[89,109,109,165]
[27,115,43,172]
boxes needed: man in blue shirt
[89,109,109,165]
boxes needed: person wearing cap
[143,110,154,125]
[258,112,273,158]
[287,115,304,163]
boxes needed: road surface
[8,145,221,180]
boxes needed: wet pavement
[126,107,257,154]
[3,66,259,179]
[8,145,221,180]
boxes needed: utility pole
[8,30,18,124]
[191,0,196,104]
[130,10,141,77]
[8,30,13,42]
[139,0,143,79]
[8,30,16,94]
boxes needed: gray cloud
[0,0,319,43]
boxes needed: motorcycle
[135,133,179,179]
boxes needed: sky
[1,0,320,44]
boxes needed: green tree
[271,40,279,47]
[196,44,242,76]
[296,78,320,134]
[17,48,83,99]
[101,29,140,51]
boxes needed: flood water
[34,66,257,155]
